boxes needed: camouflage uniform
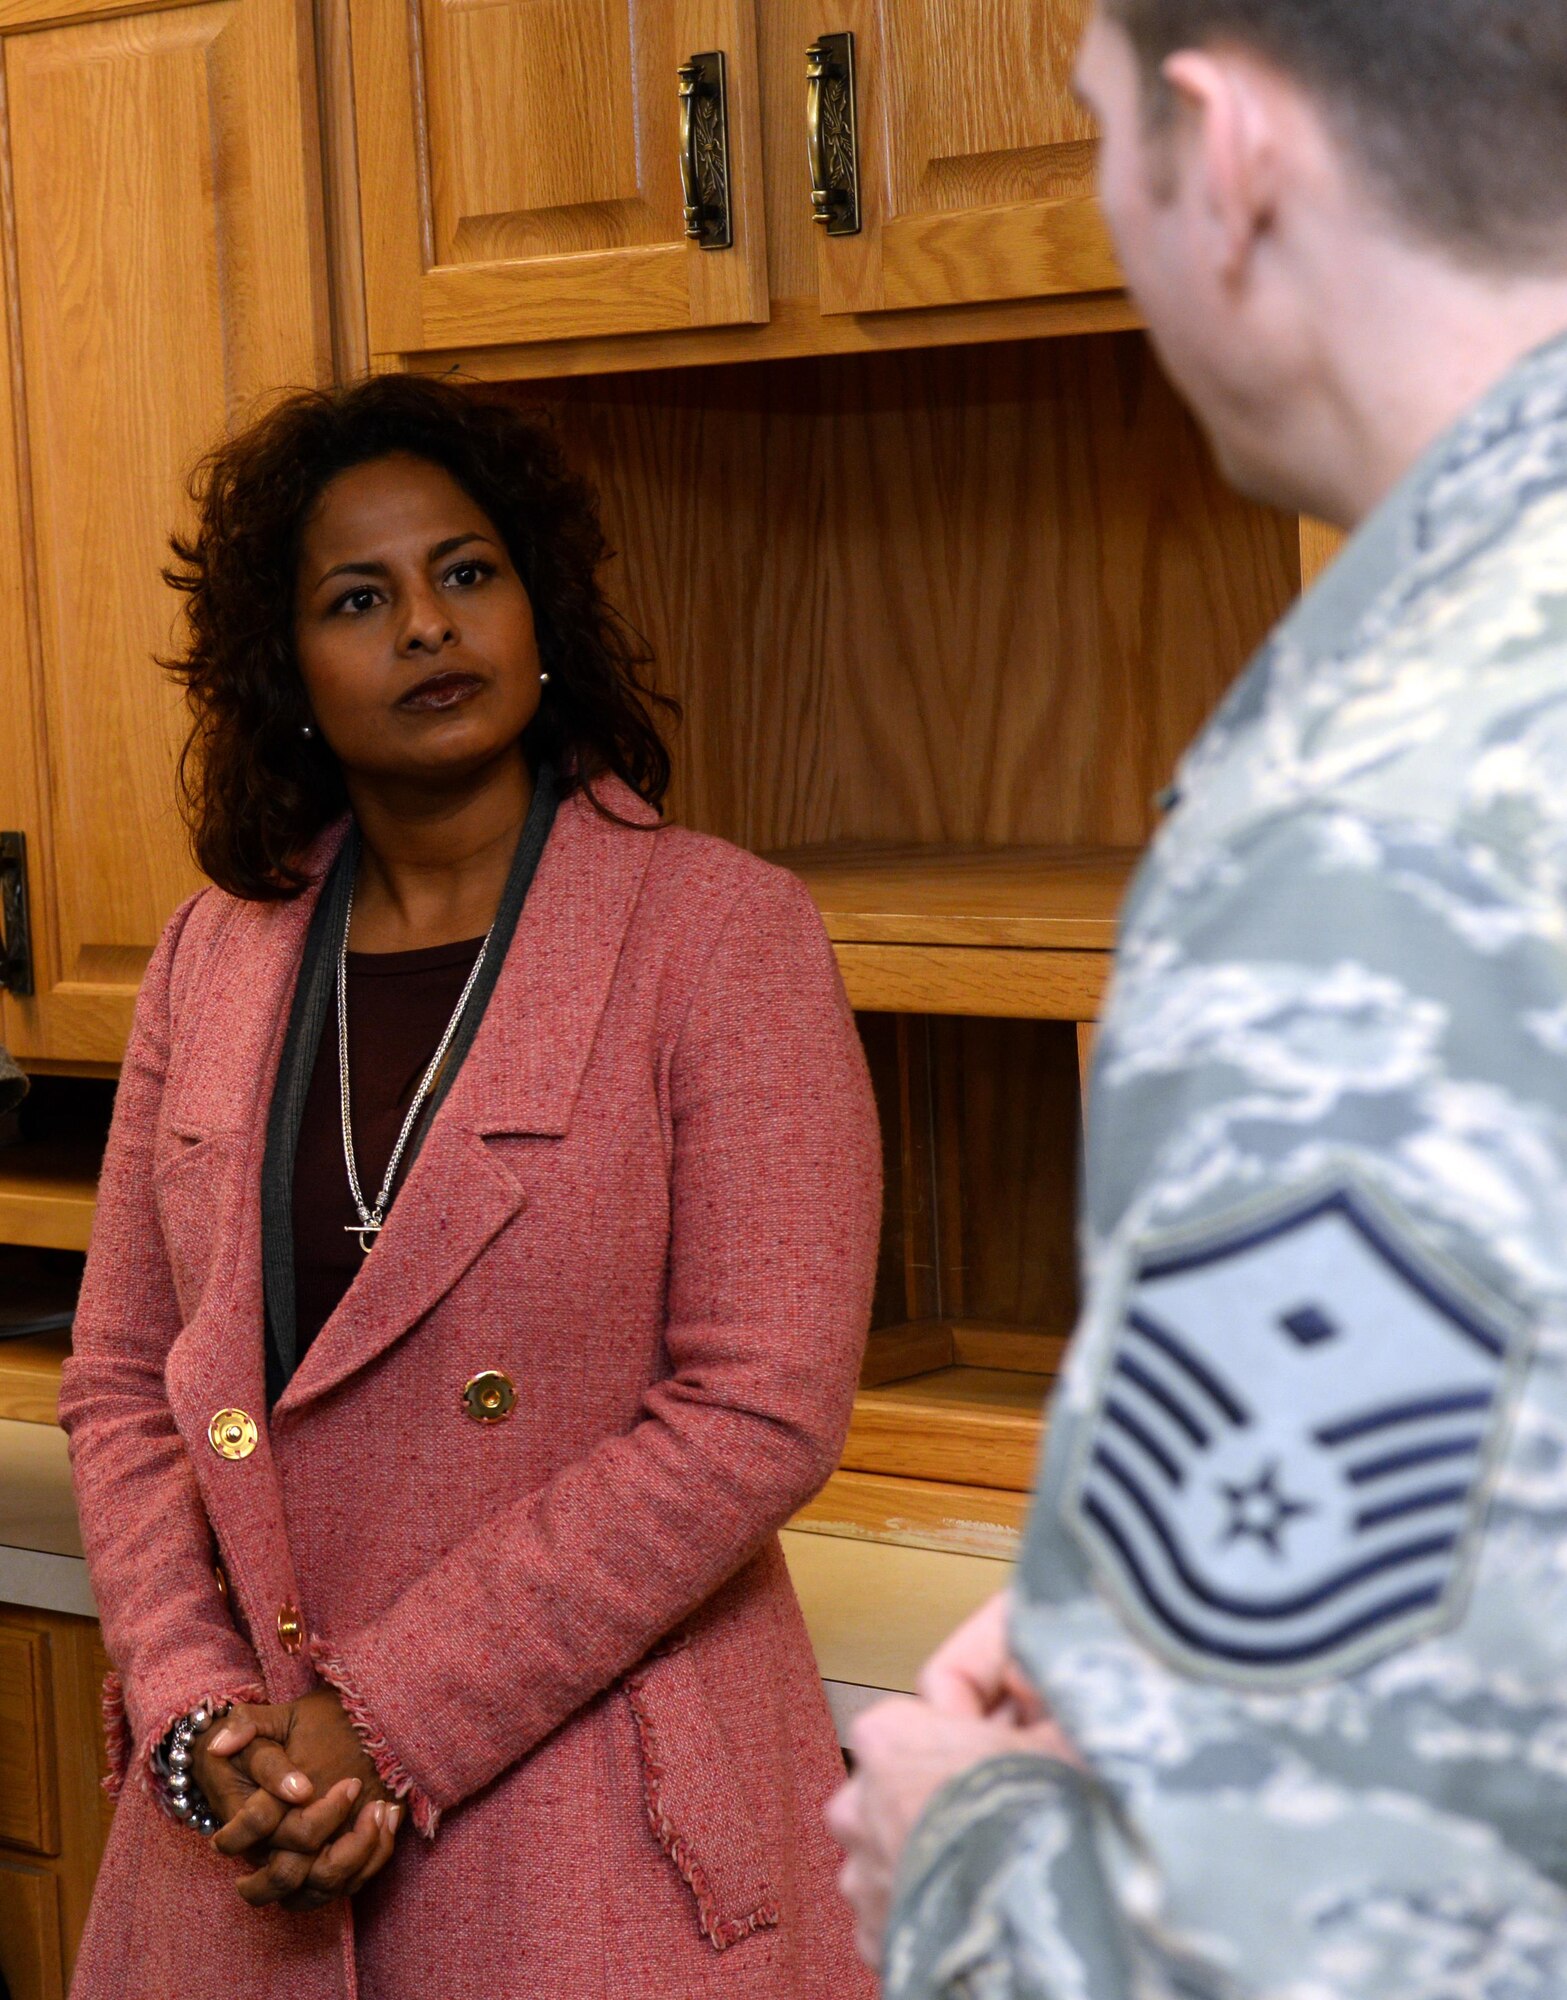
[884,330,1567,2000]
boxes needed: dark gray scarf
[261,764,560,1405]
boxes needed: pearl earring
[539,671,550,685]
[300,722,314,739]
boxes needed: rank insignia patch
[1065,1184,1525,1688]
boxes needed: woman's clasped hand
[190,1688,403,1911]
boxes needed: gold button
[208,1409,258,1460]
[276,1603,304,1653]
[462,1370,517,1424]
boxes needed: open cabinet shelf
[0,1137,99,1253]
[0,1079,112,1253]
[770,843,1138,947]
[846,1318,1071,1492]
[846,1007,1086,1491]
[763,852,1131,1492]
[772,843,1137,1017]
[0,1332,70,1425]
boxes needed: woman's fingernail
[346,1778,362,1803]
[283,1773,311,1800]
[208,1728,237,1754]
[387,1805,402,1832]
[373,1801,386,1829]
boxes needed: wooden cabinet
[0,0,332,1068]
[0,6,1336,1955]
[532,331,1299,1511]
[808,0,1120,316]
[0,1622,57,1855]
[0,1605,112,2000]
[345,0,1135,376]
[0,1863,64,2000]
[349,0,770,360]
[771,847,1127,1492]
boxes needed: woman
[59,376,881,1999]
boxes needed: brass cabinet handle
[805,44,830,217]
[806,32,860,235]
[678,52,734,251]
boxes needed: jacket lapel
[273,781,662,1419]
[161,828,349,1673]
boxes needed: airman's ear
[1160,48,1287,286]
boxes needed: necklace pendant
[346,1220,382,1254]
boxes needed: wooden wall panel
[532,332,1295,853]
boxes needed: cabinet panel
[0,1860,63,2000]
[810,0,1120,314]
[0,0,330,1065]
[352,0,769,355]
[0,1622,55,1853]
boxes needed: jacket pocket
[624,1637,781,1951]
[153,1135,237,1319]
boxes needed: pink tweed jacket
[58,780,882,2000]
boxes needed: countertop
[0,1332,93,1614]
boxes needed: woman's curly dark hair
[164,374,677,900]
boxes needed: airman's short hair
[1108,0,1567,271]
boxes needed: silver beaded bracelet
[151,1698,232,1835]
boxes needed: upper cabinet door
[0,0,330,1068]
[810,0,1122,315]
[350,0,770,357]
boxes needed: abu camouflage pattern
[884,331,1567,2000]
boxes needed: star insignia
[1220,1460,1315,1558]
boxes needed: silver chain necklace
[337,880,493,1253]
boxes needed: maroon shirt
[292,935,484,1356]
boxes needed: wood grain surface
[0,0,330,1066]
[1299,515,1347,588]
[0,1336,68,1428]
[349,0,769,353]
[400,287,1142,383]
[0,1858,62,2000]
[798,0,1120,316]
[843,1365,1047,1490]
[0,1623,53,1853]
[775,842,1136,946]
[881,194,1120,311]
[852,1006,1080,1486]
[314,0,371,378]
[0,1141,99,1254]
[0,1607,112,1997]
[533,333,1295,855]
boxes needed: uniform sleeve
[885,806,1567,2000]
[57,897,265,1794]
[309,866,883,1831]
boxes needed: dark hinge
[0,831,33,997]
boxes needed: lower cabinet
[0,1862,63,2000]
[0,1606,111,2000]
